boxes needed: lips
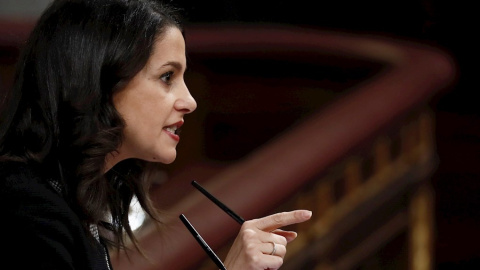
[163,121,183,141]
[165,121,183,133]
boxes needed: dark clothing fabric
[0,161,112,270]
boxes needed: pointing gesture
[224,210,312,270]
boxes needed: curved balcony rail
[110,24,455,270]
[0,21,455,270]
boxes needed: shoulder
[0,160,81,241]
[0,161,108,268]
[0,161,58,200]
[0,161,72,224]
[0,160,30,178]
[0,160,74,216]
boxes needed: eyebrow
[160,61,185,71]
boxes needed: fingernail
[304,210,312,218]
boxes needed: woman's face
[107,26,196,170]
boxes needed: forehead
[146,27,186,69]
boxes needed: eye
[160,71,174,85]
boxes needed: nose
[174,82,197,114]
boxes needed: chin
[162,158,175,164]
[153,152,177,164]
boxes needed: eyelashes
[160,71,174,85]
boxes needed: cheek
[131,101,171,139]
[115,88,174,138]
[118,94,160,124]
[147,96,175,122]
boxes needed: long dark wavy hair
[0,0,183,252]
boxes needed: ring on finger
[270,241,276,256]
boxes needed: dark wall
[176,0,473,112]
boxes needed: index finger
[253,210,312,232]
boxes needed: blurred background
[0,0,477,269]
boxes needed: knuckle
[241,228,256,240]
[272,213,285,224]
[245,242,257,254]
[276,235,287,246]
[280,245,287,257]
[248,254,261,266]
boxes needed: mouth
[164,121,184,136]
[164,126,180,135]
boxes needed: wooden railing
[278,109,437,270]
[109,25,455,270]
[0,21,455,269]
[195,108,437,270]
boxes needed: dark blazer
[0,161,112,269]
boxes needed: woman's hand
[224,210,312,270]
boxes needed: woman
[0,0,312,269]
